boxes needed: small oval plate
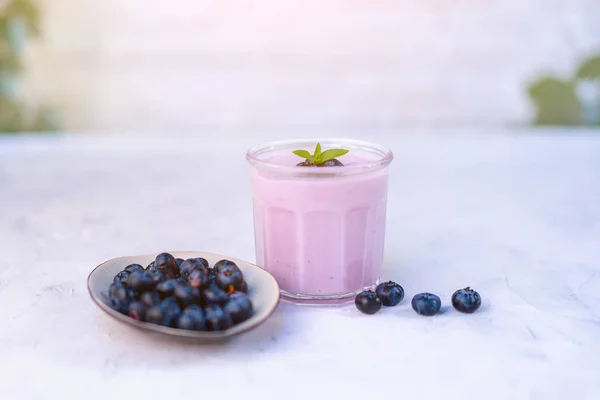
[88,251,280,339]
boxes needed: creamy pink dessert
[246,140,393,302]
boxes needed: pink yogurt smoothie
[249,148,391,299]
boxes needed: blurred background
[1,0,600,134]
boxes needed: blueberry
[176,306,206,331]
[214,265,244,292]
[411,293,441,316]
[154,253,179,279]
[179,258,208,279]
[113,271,130,284]
[354,290,382,314]
[185,304,203,313]
[375,281,405,306]
[317,159,344,167]
[164,303,182,323]
[109,281,125,297]
[296,160,316,167]
[110,284,130,303]
[202,284,228,305]
[127,301,147,321]
[162,297,181,314]
[214,259,238,273]
[451,287,481,313]
[124,263,145,274]
[176,258,184,267]
[144,306,169,326]
[139,291,160,307]
[207,268,216,284]
[145,301,180,327]
[109,284,132,313]
[126,271,156,293]
[173,283,202,308]
[149,270,166,285]
[146,261,157,273]
[204,305,233,331]
[176,313,200,330]
[188,268,210,288]
[238,280,248,294]
[193,257,209,269]
[224,292,253,323]
[156,279,178,299]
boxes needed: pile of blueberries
[108,252,253,331]
[355,281,481,316]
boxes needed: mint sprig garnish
[292,142,349,165]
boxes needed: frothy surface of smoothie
[250,149,389,297]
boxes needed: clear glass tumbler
[246,139,393,303]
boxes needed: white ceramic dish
[88,251,280,339]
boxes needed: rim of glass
[246,138,394,176]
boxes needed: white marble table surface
[1,129,599,400]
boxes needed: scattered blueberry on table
[355,290,382,314]
[354,280,481,317]
[411,293,442,316]
[375,281,405,306]
[108,253,253,331]
[451,287,481,313]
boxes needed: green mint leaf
[292,150,313,163]
[319,148,349,163]
[293,144,350,166]
[314,143,322,162]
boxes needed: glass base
[279,281,380,305]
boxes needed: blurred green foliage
[0,0,60,133]
[528,54,600,127]
[577,56,600,81]
[528,77,582,126]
